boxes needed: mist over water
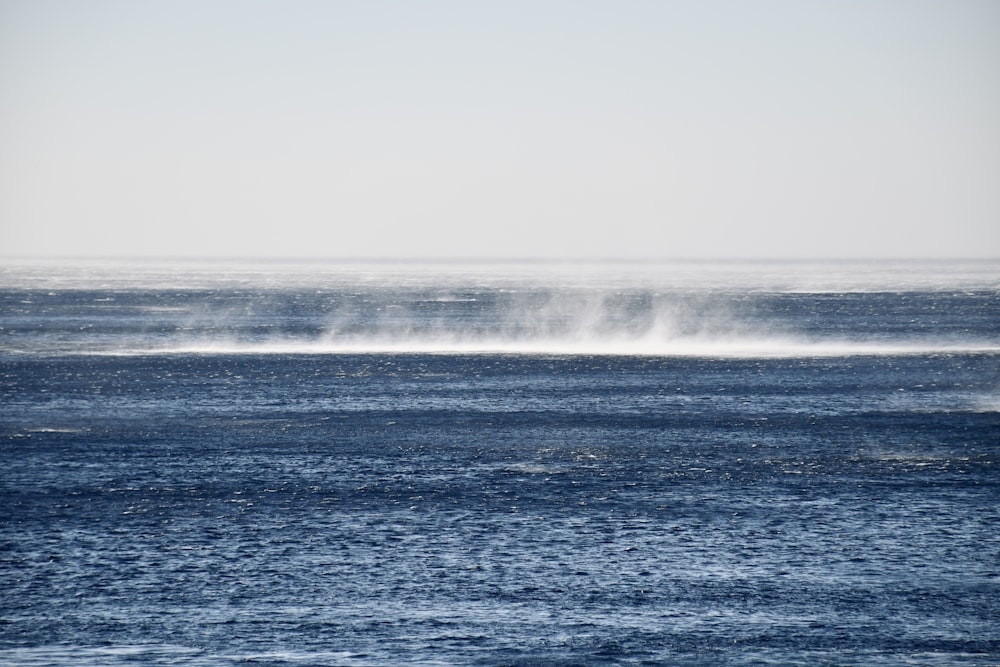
[2,259,998,358]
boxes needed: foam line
[88,338,1000,358]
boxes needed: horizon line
[3,255,999,264]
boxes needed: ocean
[1,259,998,666]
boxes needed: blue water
[2,260,999,666]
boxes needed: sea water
[1,259,998,666]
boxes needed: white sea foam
[90,336,1000,358]
[969,395,1000,413]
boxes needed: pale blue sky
[2,0,998,258]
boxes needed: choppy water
[2,260,999,666]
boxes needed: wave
[86,336,1000,358]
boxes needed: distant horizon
[5,255,999,295]
[3,255,999,264]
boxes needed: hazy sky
[1,0,998,259]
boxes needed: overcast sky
[1,0,998,259]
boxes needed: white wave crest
[90,336,1000,358]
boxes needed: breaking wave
[100,338,1000,358]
